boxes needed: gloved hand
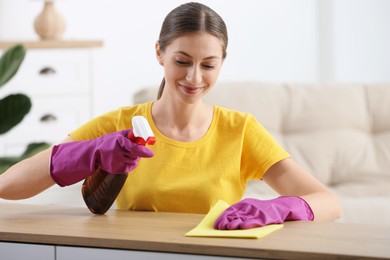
[50,129,154,187]
[214,196,314,230]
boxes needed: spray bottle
[82,116,155,214]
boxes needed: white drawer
[0,96,92,156]
[3,49,91,96]
[0,242,54,260]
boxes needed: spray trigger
[128,116,156,146]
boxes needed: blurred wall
[0,0,389,115]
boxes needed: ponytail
[157,78,165,99]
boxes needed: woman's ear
[155,42,164,66]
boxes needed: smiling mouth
[179,84,204,94]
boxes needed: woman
[0,2,342,230]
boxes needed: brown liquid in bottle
[82,168,128,215]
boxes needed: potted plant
[0,44,50,173]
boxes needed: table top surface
[0,202,389,260]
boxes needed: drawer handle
[39,67,56,75]
[40,114,57,122]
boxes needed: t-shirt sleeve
[240,114,290,182]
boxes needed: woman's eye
[176,60,188,65]
[203,64,216,70]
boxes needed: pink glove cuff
[50,142,94,187]
[281,196,315,221]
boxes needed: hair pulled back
[157,2,228,99]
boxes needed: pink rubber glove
[50,129,154,187]
[214,196,314,230]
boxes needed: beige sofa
[134,82,390,226]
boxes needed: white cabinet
[0,41,102,156]
[0,242,251,260]
[0,243,246,260]
[56,246,246,260]
[0,242,55,260]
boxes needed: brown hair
[157,2,228,99]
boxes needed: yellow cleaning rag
[185,200,283,239]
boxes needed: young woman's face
[156,32,224,104]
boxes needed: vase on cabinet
[34,0,66,40]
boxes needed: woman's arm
[0,136,74,200]
[262,158,343,221]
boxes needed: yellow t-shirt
[70,102,290,214]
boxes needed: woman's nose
[186,65,202,84]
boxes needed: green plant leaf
[20,142,51,159]
[0,44,26,88]
[0,93,32,134]
[0,157,19,173]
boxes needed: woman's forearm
[0,148,55,200]
[301,191,343,221]
[263,158,343,221]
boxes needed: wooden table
[0,203,389,260]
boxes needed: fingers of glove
[218,214,270,230]
[221,204,256,219]
[101,134,153,159]
[214,217,228,230]
[129,144,154,158]
[215,214,248,230]
[115,135,154,158]
[214,210,232,229]
[240,208,285,229]
[101,159,139,174]
[214,207,243,230]
[239,219,265,230]
[116,129,132,138]
[215,215,239,230]
[114,151,139,161]
[215,206,263,230]
[226,218,245,230]
[237,203,256,215]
